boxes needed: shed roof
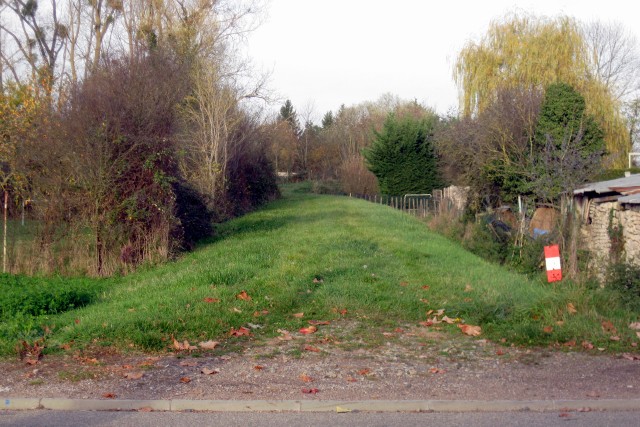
[574,174,640,205]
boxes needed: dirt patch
[1,322,639,401]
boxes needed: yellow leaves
[567,303,577,314]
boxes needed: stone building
[574,175,640,272]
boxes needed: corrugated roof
[574,174,640,195]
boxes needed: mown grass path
[2,186,638,355]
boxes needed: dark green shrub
[606,261,640,310]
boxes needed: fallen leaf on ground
[232,307,242,313]
[629,322,640,330]
[124,372,144,380]
[582,341,594,350]
[586,391,600,398]
[236,291,251,301]
[299,326,318,335]
[346,377,357,382]
[313,278,324,283]
[203,297,220,303]
[201,368,220,375]
[336,406,352,413]
[102,393,116,399]
[577,407,592,412]
[637,332,640,339]
[308,320,330,326]
[253,310,269,317]
[198,340,219,350]
[601,320,617,334]
[543,326,553,334]
[399,281,408,287]
[138,407,153,412]
[435,309,445,316]
[419,320,433,327]
[458,324,482,336]
[277,329,293,340]
[292,312,304,318]
[563,340,576,347]
[299,374,314,382]
[610,336,621,341]
[420,298,430,304]
[304,345,320,352]
[357,368,371,376]
[621,353,640,361]
[567,303,577,314]
[247,323,263,329]
[180,377,191,383]
[441,316,455,324]
[173,338,197,351]
[229,327,252,337]
[429,367,446,374]
[496,349,505,356]
[254,365,264,371]
[301,388,319,394]
[421,285,430,290]
[464,284,473,292]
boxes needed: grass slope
[1,185,637,355]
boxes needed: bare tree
[583,21,640,101]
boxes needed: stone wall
[581,200,640,272]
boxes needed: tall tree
[364,113,443,195]
[454,13,630,167]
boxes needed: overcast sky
[244,0,640,122]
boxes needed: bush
[0,274,103,318]
[606,261,640,310]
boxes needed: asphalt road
[1,410,640,427]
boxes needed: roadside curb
[3,398,640,412]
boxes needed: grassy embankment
[1,183,637,356]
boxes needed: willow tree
[454,13,630,167]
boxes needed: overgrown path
[1,186,639,401]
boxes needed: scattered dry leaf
[441,316,455,324]
[421,285,430,290]
[236,291,251,301]
[308,320,330,326]
[458,324,482,336]
[292,312,304,318]
[464,284,473,292]
[621,353,640,361]
[629,322,640,330]
[496,349,505,356]
[173,337,197,351]
[399,281,408,287]
[180,377,191,383]
[299,326,318,335]
[601,320,617,334]
[610,336,621,341]
[138,407,153,413]
[203,297,220,303]
[357,368,371,376]
[346,377,357,382]
[198,340,219,350]
[567,303,577,314]
[201,367,220,375]
[563,340,576,347]
[304,345,320,352]
[313,278,324,283]
[124,372,144,380]
[229,327,252,337]
[253,310,269,317]
[277,329,293,340]
[232,307,242,313]
[254,365,264,371]
[429,367,446,374]
[543,326,554,334]
[301,388,319,394]
[582,341,594,350]
[102,393,116,399]
[299,374,314,383]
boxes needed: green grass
[1,183,638,356]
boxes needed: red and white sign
[544,245,562,283]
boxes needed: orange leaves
[458,324,482,336]
[254,365,264,371]
[203,297,220,303]
[304,345,320,353]
[357,368,371,376]
[253,310,269,317]
[601,320,617,334]
[429,367,446,374]
[299,374,314,383]
[331,307,348,316]
[301,388,319,394]
[566,303,577,314]
[230,327,252,337]
[102,393,117,399]
[299,326,317,335]
[543,326,554,334]
[236,291,252,301]
[180,377,191,383]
